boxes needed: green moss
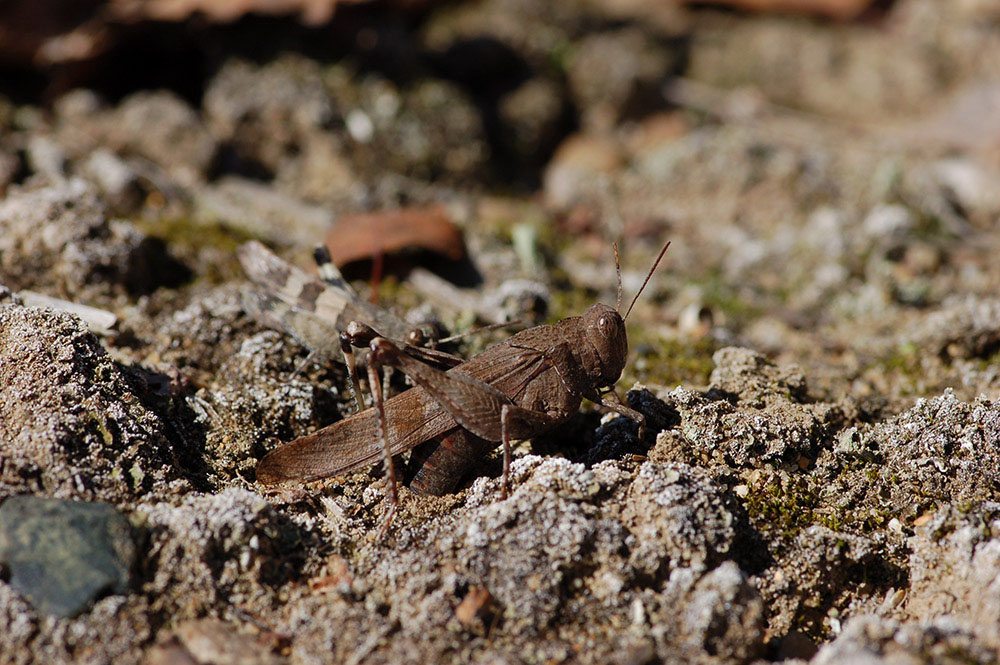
[864,342,933,398]
[741,466,898,540]
[858,509,892,531]
[910,209,954,243]
[815,512,843,532]
[691,271,765,326]
[625,335,718,387]
[85,411,115,448]
[547,286,597,323]
[741,475,821,541]
[374,275,405,308]
[978,348,1000,371]
[135,215,260,253]
[133,215,262,284]
[545,39,574,76]
[880,342,921,376]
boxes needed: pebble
[0,496,136,618]
[862,203,914,239]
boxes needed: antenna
[613,242,623,312]
[623,241,671,321]
[437,320,522,344]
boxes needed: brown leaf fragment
[0,0,369,68]
[323,205,466,268]
[455,585,495,629]
[0,1,110,66]
[308,555,353,595]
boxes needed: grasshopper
[239,240,500,495]
[255,241,671,530]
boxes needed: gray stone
[25,135,67,181]
[109,91,216,182]
[81,149,142,210]
[862,204,914,240]
[0,497,135,618]
[497,77,567,162]
[908,296,1000,359]
[193,176,333,246]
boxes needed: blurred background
[2,0,999,405]
[2,2,1000,662]
[0,0,1000,410]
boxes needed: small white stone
[863,203,913,239]
[630,597,646,626]
[346,109,375,143]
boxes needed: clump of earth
[1,0,999,663]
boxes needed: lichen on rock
[0,305,189,502]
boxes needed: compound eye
[598,314,616,339]
[408,328,426,347]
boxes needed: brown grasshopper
[239,240,500,496]
[255,241,671,529]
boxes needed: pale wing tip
[236,240,264,265]
[236,241,271,281]
[237,239,265,255]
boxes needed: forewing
[456,340,553,400]
[237,241,414,342]
[241,290,344,361]
[256,387,457,484]
[255,342,553,484]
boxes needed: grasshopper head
[583,303,628,388]
[581,239,669,389]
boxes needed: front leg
[588,389,646,441]
[346,321,463,369]
[339,332,365,412]
[365,349,399,540]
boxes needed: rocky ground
[1,0,1000,663]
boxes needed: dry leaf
[308,556,353,594]
[0,0,374,67]
[324,205,466,268]
[455,585,495,629]
[0,1,110,66]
